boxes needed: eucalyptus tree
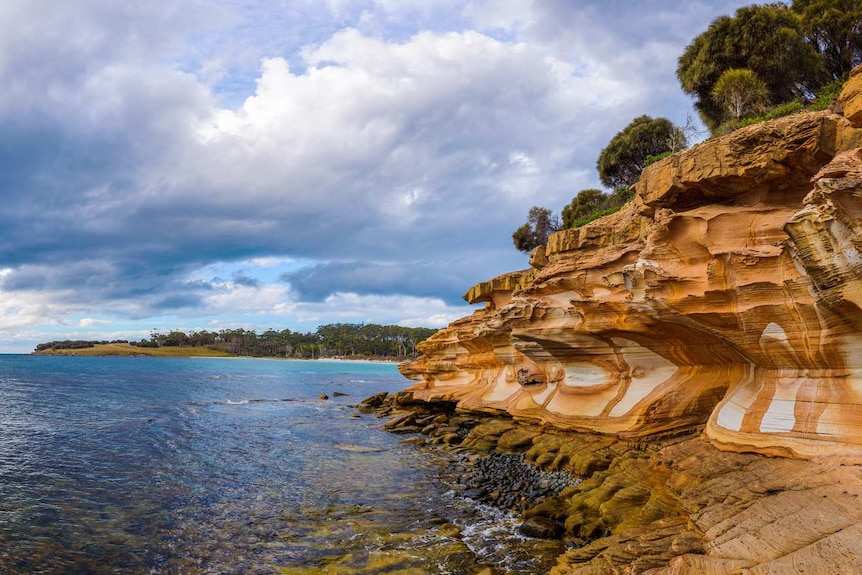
[792,0,862,79]
[596,115,686,190]
[512,206,561,253]
[678,3,825,130]
[712,68,770,120]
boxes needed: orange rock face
[401,80,862,461]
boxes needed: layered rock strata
[372,392,862,574]
[394,71,862,573]
[401,70,862,463]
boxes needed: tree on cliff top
[561,187,634,229]
[596,115,686,190]
[792,0,862,80]
[678,3,825,131]
[512,206,560,253]
[561,189,605,229]
[712,68,770,121]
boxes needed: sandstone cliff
[401,69,862,463]
[397,69,862,573]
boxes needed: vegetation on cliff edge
[512,0,860,255]
[35,323,438,360]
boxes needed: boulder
[518,516,563,539]
[360,391,388,407]
[839,63,862,128]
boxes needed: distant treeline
[34,339,130,351]
[35,323,438,359]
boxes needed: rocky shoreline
[360,391,579,515]
[380,69,862,574]
[360,391,862,574]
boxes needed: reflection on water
[0,356,558,574]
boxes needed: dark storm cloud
[280,261,475,306]
[231,272,260,288]
[152,293,203,310]
[0,0,765,343]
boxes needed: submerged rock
[519,516,563,539]
[437,522,462,538]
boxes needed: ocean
[0,355,559,575]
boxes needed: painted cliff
[400,66,862,463]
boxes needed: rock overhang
[403,67,862,462]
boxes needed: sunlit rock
[402,73,862,461]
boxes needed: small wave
[215,398,300,406]
[460,503,523,539]
[457,504,539,571]
[333,443,386,453]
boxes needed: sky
[0,0,759,353]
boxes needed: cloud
[1,22,606,311]
[231,271,260,288]
[464,0,757,124]
[280,260,472,305]
[288,292,470,328]
[79,318,112,328]
[0,0,765,350]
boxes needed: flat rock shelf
[362,390,862,574]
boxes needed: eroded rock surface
[397,73,862,573]
[374,394,862,574]
[401,77,862,462]
[550,435,862,575]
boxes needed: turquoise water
[0,355,556,574]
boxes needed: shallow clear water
[0,355,559,574]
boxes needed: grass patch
[715,78,847,135]
[644,151,672,168]
[35,343,234,357]
[719,100,804,133]
[810,78,845,111]
[571,205,624,228]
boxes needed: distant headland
[32,323,437,361]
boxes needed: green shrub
[717,100,804,133]
[810,78,845,111]
[712,68,770,121]
[597,116,687,189]
[714,77,846,135]
[644,151,672,167]
[562,186,633,230]
[571,205,625,229]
